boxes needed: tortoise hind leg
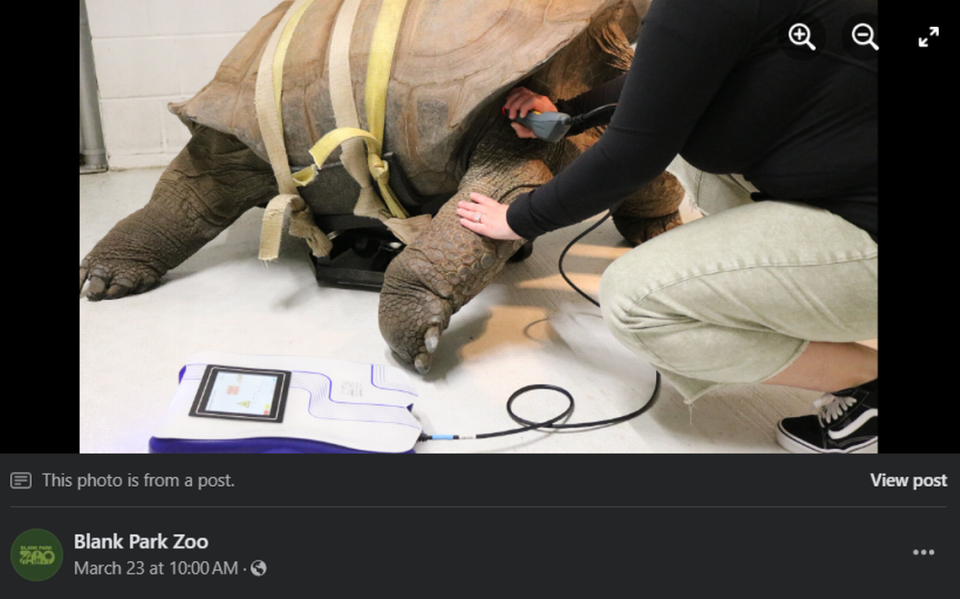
[611,170,686,246]
[80,126,277,300]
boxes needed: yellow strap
[257,0,414,260]
[255,0,332,260]
[255,0,317,195]
[296,0,410,220]
[326,0,372,204]
[271,0,316,130]
[365,0,408,147]
[297,127,406,219]
[307,128,381,174]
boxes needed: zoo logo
[10,529,63,581]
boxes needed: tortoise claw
[414,353,432,374]
[85,275,107,301]
[80,255,161,301]
[412,327,441,373]
[424,326,441,354]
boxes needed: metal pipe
[79,0,108,173]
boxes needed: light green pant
[599,157,878,402]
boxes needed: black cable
[557,211,610,307]
[418,188,660,443]
[564,104,618,137]
[501,375,660,434]
[420,375,660,441]
[498,183,611,307]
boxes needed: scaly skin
[611,170,686,245]
[80,127,277,300]
[379,124,560,373]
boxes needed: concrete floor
[79,166,832,454]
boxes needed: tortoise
[78,0,685,374]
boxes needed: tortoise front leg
[80,126,277,300]
[379,127,559,373]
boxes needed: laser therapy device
[150,352,422,454]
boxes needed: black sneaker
[776,379,877,454]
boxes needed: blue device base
[149,436,415,454]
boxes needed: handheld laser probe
[505,104,618,142]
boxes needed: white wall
[86,0,282,169]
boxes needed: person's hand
[503,87,558,139]
[457,193,523,241]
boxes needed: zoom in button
[780,15,825,60]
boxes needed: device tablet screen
[189,365,291,423]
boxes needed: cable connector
[418,433,474,442]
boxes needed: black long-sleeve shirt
[506,0,878,242]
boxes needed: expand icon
[918,26,940,48]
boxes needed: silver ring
[475,213,482,223]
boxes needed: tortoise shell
[169,0,646,202]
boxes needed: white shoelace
[814,393,859,425]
